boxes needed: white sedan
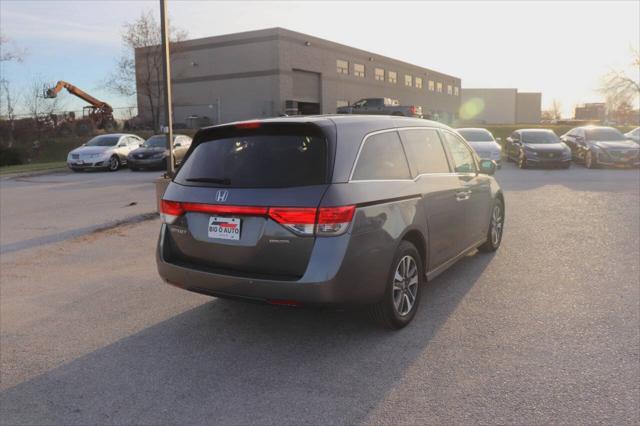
[457,128,503,168]
[67,133,144,172]
[625,127,639,144]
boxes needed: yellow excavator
[44,80,116,135]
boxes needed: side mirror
[478,159,496,175]
[495,137,502,142]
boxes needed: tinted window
[143,135,173,148]
[521,131,560,144]
[352,131,411,180]
[442,132,477,173]
[85,135,120,147]
[457,129,494,142]
[586,127,625,141]
[401,129,450,175]
[175,130,327,188]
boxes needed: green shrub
[0,146,24,166]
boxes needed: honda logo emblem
[215,190,229,202]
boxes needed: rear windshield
[522,131,559,144]
[457,129,494,142]
[175,128,328,188]
[586,128,625,141]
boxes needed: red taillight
[160,200,184,224]
[235,121,261,129]
[316,205,355,235]
[160,201,355,236]
[409,106,416,115]
[317,205,355,224]
[182,203,268,216]
[268,207,317,235]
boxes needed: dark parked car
[157,116,504,329]
[505,129,571,169]
[560,126,640,168]
[337,98,423,118]
[128,134,192,171]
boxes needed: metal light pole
[159,0,174,175]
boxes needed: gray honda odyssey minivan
[157,115,504,328]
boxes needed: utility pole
[159,0,174,175]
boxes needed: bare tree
[106,10,187,130]
[600,47,640,116]
[0,34,27,63]
[550,99,562,120]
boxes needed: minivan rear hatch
[161,121,336,279]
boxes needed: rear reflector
[267,299,303,307]
[160,200,355,236]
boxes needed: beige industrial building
[135,27,462,126]
[460,88,541,124]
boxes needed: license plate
[208,216,241,240]
[75,160,84,165]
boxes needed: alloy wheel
[491,203,503,246]
[392,255,419,316]
[518,153,527,169]
[109,156,119,171]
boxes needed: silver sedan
[67,133,144,172]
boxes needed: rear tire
[368,241,423,329]
[478,198,504,252]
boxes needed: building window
[428,80,435,91]
[337,59,349,75]
[405,75,413,87]
[388,71,397,84]
[375,68,385,81]
[415,77,423,89]
[436,82,443,93]
[354,63,365,78]
[337,100,349,108]
[447,85,453,95]
[454,86,459,96]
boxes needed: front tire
[478,198,504,252]
[108,155,120,172]
[518,152,528,169]
[585,151,598,169]
[368,241,423,329]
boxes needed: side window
[352,131,411,180]
[442,132,477,174]
[400,129,450,175]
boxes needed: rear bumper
[156,224,391,306]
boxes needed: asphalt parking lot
[1,163,639,424]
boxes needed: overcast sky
[1,0,638,117]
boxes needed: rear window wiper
[185,177,231,185]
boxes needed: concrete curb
[0,168,69,180]
[0,212,159,255]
